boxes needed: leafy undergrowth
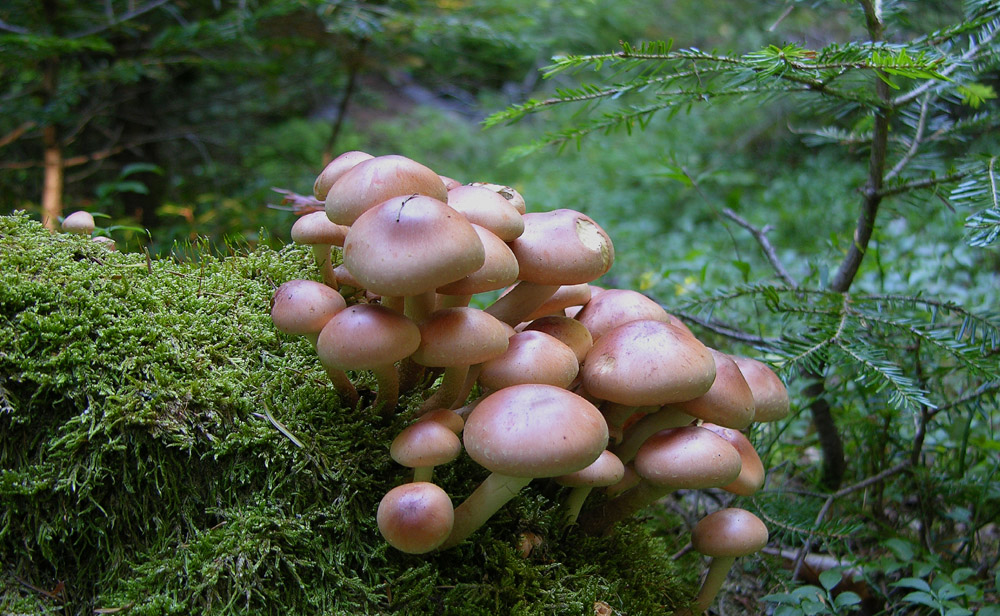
[0,213,694,615]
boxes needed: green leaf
[834,591,862,608]
[901,590,940,609]
[819,568,842,591]
[893,578,932,592]
[957,83,997,109]
[762,592,799,605]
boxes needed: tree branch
[69,0,173,39]
[721,208,798,287]
[0,122,37,150]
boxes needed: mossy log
[0,214,693,615]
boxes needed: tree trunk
[41,125,64,231]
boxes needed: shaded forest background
[2,1,999,614]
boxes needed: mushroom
[390,420,462,482]
[467,182,526,214]
[446,184,525,241]
[414,408,465,434]
[523,315,593,364]
[689,508,769,613]
[613,348,753,463]
[313,150,374,201]
[435,224,519,309]
[574,288,691,341]
[315,303,421,412]
[577,426,742,535]
[62,211,95,235]
[325,154,448,226]
[485,209,614,327]
[520,283,593,323]
[290,211,350,290]
[441,384,608,548]
[343,194,485,323]
[700,423,766,497]
[410,307,509,412]
[377,482,455,554]
[731,356,790,422]
[555,449,626,525]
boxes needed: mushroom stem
[437,293,472,309]
[372,364,401,413]
[576,482,671,535]
[419,365,470,415]
[404,290,436,323]
[413,466,434,483]
[451,363,484,409]
[693,556,737,613]
[484,281,560,326]
[311,245,339,290]
[612,406,696,464]
[562,486,594,525]
[602,403,658,444]
[324,366,359,406]
[440,472,532,549]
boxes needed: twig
[884,97,929,182]
[672,310,779,346]
[721,208,797,287]
[69,0,173,38]
[270,188,323,215]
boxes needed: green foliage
[0,213,692,615]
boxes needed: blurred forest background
[2,0,999,614]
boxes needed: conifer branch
[721,208,798,287]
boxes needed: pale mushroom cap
[523,315,593,364]
[62,211,96,235]
[446,184,525,241]
[315,303,420,370]
[574,288,677,341]
[701,423,766,496]
[467,182,526,214]
[675,349,756,430]
[270,279,347,337]
[634,426,743,490]
[732,356,790,422]
[415,408,465,434]
[325,154,448,225]
[439,175,462,190]
[555,450,626,488]
[313,150,374,200]
[478,330,580,391]
[691,508,769,558]
[410,307,509,367]
[290,211,350,248]
[390,421,463,468]
[343,195,485,297]
[522,283,593,322]
[377,482,455,554]
[510,209,614,286]
[436,225,519,296]
[463,384,609,478]
[582,319,717,407]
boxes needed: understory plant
[487,0,1000,611]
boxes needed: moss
[0,213,693,615]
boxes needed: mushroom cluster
[270,151,790,609]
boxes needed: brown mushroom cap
[315,303,420,370]
[634,426,743,491]
[290,211,350,248]
[411,307,510,368]
[510,209,615,286]
[732,356,790,422]
[574,288,687,341]
[270,279,347,338]
[325,154,448,225]
[674,349,756,430]
[463,384,609,478]
[700,423,766,496]
[377,482,455,554]
[313,150,374,201]
[436,224,519,297]
[555,450,626,488]
[523,315,593,364]
[343,195,485,298]
[390,421,462,469]
[62,211,96,235]
[582,319,717,407]
[467,182,526,214]
[415,408,465,434]
[691,507,769,558]
[478,330,580,391]
[446,184,525,241]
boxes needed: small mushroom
[700,423,766,497]
[390,420,462,482]
[313,150,373,201]
[556,449,626,525]
[325,154,448,226]
[523,315,593,364]
[377,482,455,554]
[446,184,525,241]
[290,211,350,290]
[731,356,790,422]
[689,508,769,613]
[62,211,96,235]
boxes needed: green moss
[0,213,693,615]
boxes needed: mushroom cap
[509,209,614,286]
[313,150,374,201]
[377,482,455,554]
[315,303,420,370]
[270,279,347,337]
[436,225,519,296]
[325,154,448,225]
[582,319,717,407]
[467,182,526,214]
[574,288,686,341]
[290,211,350,247]
[343,195,485,297]
[446,184,525,241]
[463,384,608,478]
[415,408,465,434]
[410,307,509,367]
[62,211,96,235]
[555,450,626,488]
[390,420,463,469]
[522,283,593,322]
[731,356,790,422]
[478,330,580,391]
[634,426,742,490]
[691,508,769,558]
[674,349,756,430]
[439,175,462,190]
[523,315,593,364]
[700,423,766,496]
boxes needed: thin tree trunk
[322,39,367,165]
[41,125,64,231]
